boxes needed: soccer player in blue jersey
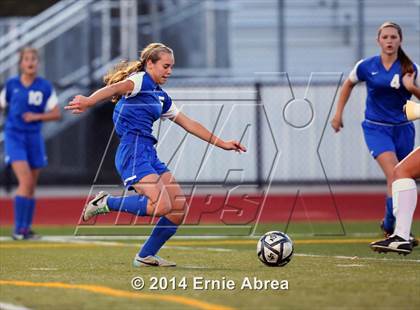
[0,47,61,240]
[331,22,420,244]
[66,43,246,267]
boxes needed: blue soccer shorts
[362,120,415,161]
[115,136,170,187]
[4,129,48,169]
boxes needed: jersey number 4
[390,74,400,89]
[28,90,43,106]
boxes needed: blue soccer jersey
[349,56,420,123]
[112,71,179,143]
[0,76,58,132]
[1,76,57,168]
[112,71,179,186]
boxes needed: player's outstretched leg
[82,191,150,221]
[83,191,111,221]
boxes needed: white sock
[392,178,417,241]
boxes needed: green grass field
[1,221,419,310]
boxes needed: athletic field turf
[1,222,419,310]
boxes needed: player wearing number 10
[0,47,61,240]
[331,22,420,244]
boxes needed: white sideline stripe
[2,236,419,263]
[181,265,214,269]
[53,238,234,252]
[0,232,385,242]
[0,235,255,242]
[165,246,233,252]
[336,264,365,267]
[0,236,233,253]
[0,302,31,310]
[36,238,234,252]
[295,253,420,263]
[72,235,250,240]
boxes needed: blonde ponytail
[103,43,173,103]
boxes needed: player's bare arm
[172,111,247,152]
[402,72,420,99]
[331,78,356,132]
[65,80,134,114]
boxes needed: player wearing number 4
[331,22,420,246]
[66,43,246,267]
[0,47,61,240]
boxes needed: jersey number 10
[28,90,43,106]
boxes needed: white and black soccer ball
[257,231,294,267]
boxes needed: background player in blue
[331,22,420,244]
[65,43,247,267]
[0,47,61,240]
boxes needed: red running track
[1,193,419,225]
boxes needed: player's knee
[18,177,35,195]
[154,198,172,216]
[28,181,36,196]
[393,163,412,180]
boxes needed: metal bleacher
[230,0,420,77]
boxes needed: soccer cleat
[380,220,393,238]
[83,191,110,221]
[133,254,176,267]
[369,235,412,255]
[380,220,418,248]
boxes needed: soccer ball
[257,231,294,267]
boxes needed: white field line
[2,236,419,263]
[33,237,234,252]
[295,253,420,263]
[0,302,31,310]
[165,246,233,252]
[0,235,251,242]
[0,232,384,242]
[0,236,233,253]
